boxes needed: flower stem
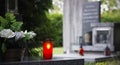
[1,38,7,53]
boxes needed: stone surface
[53,53,116,62]
[82,1,100,45]
[91,23,114,51]
[0,58,84,65]
[63,0,83,53]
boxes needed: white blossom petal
[0,29,15,38]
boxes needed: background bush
[101,10,120,23]
[18,0,63,47]
[35,13,63,47]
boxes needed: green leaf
[0,16,8,29]
[0,27,4,31]
[1,43,7,53]
[10,22,23,31]
[5,13,16,22]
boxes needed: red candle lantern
[79,44,84,56]
[104,46,111,56]
[79,37,84,56]
[43,39,53,60]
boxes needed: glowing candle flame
[46,43,51,49]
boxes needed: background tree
[18,0,52,43]
[18,0,63,47]
[101,0,120,23]
[101,0,118,11]
[47,13,62,46]
[18,0,52,30]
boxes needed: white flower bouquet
[0,29,36,53]
[0,13,37,61]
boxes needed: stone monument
[82,1,100,46]
[63,0,85,54]
[63,0,120,54]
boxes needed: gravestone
[91,23,114,51]
[82,1,100,45]
[63,0,120,54]
[81,1,120,52]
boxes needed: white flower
[24,30,28,34]
[28,31,36,38]
[24,30,36,40]
[15,31,25,41]
[0,29,15,38]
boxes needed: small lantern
[79,36,84,56]
[43,39,53,60]
[79,44,84,56]
[104,46,111,56]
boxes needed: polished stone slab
[0,57,84,65]
[53,53,116,62]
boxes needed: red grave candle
[79,48,84,56]
[79,45,84,56]
[43,40,53,59]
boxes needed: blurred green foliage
[101,10,120,23]
[35,13,63,47]
[47,13,63,47]
[101,0,120,23]
[18,0,52,31]
[101,0,118,10]
[29,47,43,58]
[0,13,23,31]
[18,0,63,47]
